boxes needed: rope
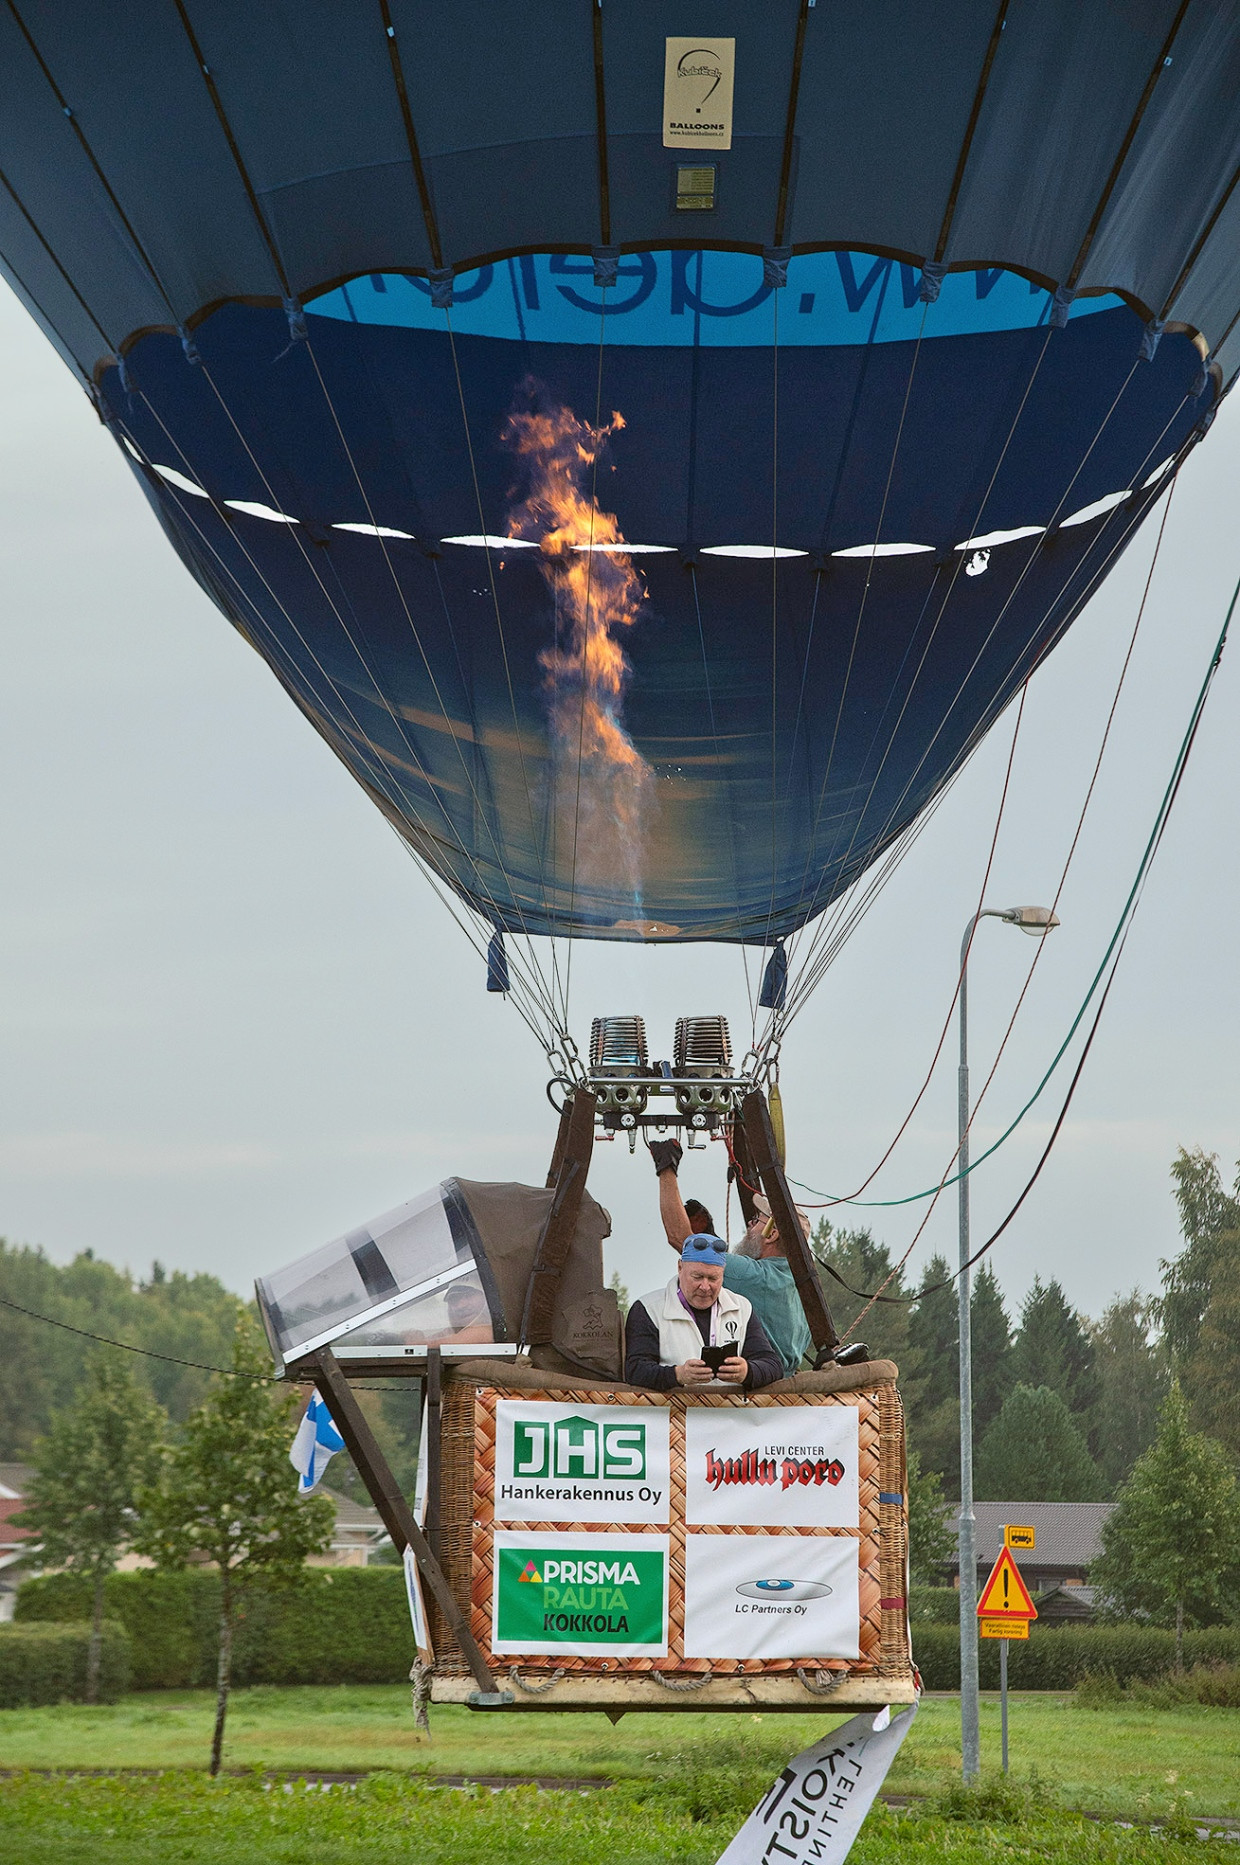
[0,1293,278,1382]
[796,1666,851,1697]
[507,1666,565,1695]
[649,1668,713,1692]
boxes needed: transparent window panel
[256,1183,471,1360]
[335,1268,494,1353]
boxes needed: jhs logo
[512,1413,647,1482]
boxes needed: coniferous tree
[974,1383,1102,1502]
[906,1448,955,1583]
[1092,1383,1240,1666]
[969,1263,1013,1439]
[906,1256,960,1490]
[812,1220,918,1398]
[1091,1291,1167,1493]
[1012,1276,1099,1445]
[907,1255,958,1410]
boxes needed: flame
[504,386,654,914]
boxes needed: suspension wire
[196,349,566,1042]
[779,302,933,959]
[0,1292,279,1382]
[121,397,560,1051]
[296,330,570,1040]
[838,565,1224,1330]
[758,282,784,993]
[688,561,755,1017]
[781,393,1192,1144]
[777,366,1185,1037]
[783,454,1180,1190]
[800,542,1239,1228]
[778,322,1057,1006]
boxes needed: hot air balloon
[5,0,1239,1716]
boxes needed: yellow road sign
[1004,1524,1036,1551]
[977,1547,1037,1620]
[980,1616,1029,1639]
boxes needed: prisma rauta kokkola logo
[497,1543,665,1643]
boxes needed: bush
[0,1620,130,1706]
[1073,1662,1240,1710]
[912,1622,1240,1690]
[908,1585,960,1624]
[14,1568,414,1689]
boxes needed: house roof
[315,1487,385,1535]
[0,1465,34,1500]
[947,1502,1113,1568]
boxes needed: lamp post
[957,904,1058,1778]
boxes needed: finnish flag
[290,1392,345,1493]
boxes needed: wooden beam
[741,1089,838,1359]
[425,1345,442,1568]
[521,1088,597,1346]
[728,1114,761,1226]
[309,1348,506,1701]
[545,1095,576,1189]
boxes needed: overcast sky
[2,278,1239,1330]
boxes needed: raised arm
[650,1140,690,1250]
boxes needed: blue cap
[680,1233,727,1261]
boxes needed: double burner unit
[588,1012,746,1138]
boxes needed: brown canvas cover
[455,1179,620,1378]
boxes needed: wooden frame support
[520,1087,597,1346]
[728,1113,761,1226]
[309,1347,510,1705]
[741,1089,839,1361]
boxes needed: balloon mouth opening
[611,918,682,939]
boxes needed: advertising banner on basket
[491,1530,670,1657]
[493,1402,671,1524]
[683,1533,860,1661]
[684,1406,860,1527]
[715,1704,919,1865]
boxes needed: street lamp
[957,904,1059,1778]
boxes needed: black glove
[649,1139,683,1178]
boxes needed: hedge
[0,1620,131,1707]
[908,1586,960,1624]
[912,1622,1240,1690]
[15,1569,414,1690]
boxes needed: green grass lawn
[0,1770,1224,1865]
[0,1688,1235,1820]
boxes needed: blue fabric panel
[98,287,1208,943]
[4,1,1240,384]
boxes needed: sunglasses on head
[684,1239,726,1255]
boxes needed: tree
[135,1333,333,1774]
[907,1447,955,1583]
[1091,1383,1240,1667]
[812,1221,918,1386]
[1011,1276,1099,1444]
[905,1256,960,1491]
[0,1239,247,1455]
[15,1356,166,1702]
[1162,1147,1240,1368]
[974,1384,1102,1502]
[1183,1232,1240,1462]
[969,1263,1013,1439]
[1090,1291,1167,1493]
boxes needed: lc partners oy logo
[491,1533,669,1656]
[493,1402,670,1521]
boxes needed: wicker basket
[428,1368,915,1713]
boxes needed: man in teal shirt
[649,1141,811,1377]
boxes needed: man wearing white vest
[624,1235,783,1393]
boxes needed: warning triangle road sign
[976,1546,1037,1619]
